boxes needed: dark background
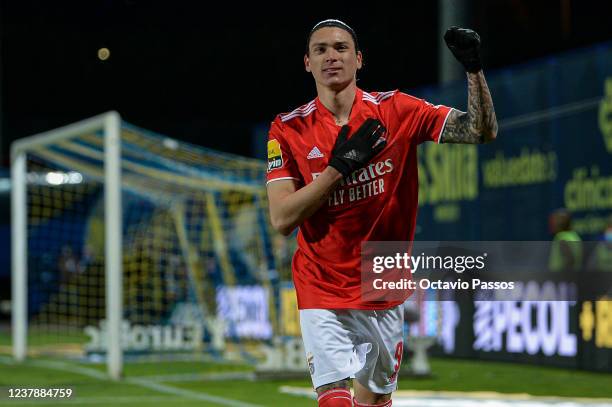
[1,0,612,163]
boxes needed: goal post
[11,147,26,363]
[10,111,291,380]
[103,112,123,380]
[11,112,124,379]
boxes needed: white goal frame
[11,111,124,380]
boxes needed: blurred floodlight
[42,171,83,185]
[46,172,65,185]
[97,47,110,61]
[68,172,83,184]
[163,138,179,150]
[0,178,10,192]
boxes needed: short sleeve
[393,92,453,144]
[266,117,302,185]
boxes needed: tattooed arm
[441,71,498,144]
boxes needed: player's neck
[317,83,356,126]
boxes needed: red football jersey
[267,88,452,310]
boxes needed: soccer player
[266,19,497,407]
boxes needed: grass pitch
[0,355,610,406]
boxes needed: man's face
[304,27,362,91]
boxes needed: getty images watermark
[360,241,612,302]
[370,250,513,290]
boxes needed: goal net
[11,112,294,377]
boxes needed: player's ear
[304,54,311,73]
[356,51,363,70]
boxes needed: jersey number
[390,341,403,382]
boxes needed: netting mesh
[24,123,294,359]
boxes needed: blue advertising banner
[424,293,612,372]
[412,43,612,241]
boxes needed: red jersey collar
[314,87,364,126]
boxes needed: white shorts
[300,305,404,394]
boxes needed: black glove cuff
[328,157,351,178]
[463,56,482,73]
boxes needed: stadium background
[0,1,611,406]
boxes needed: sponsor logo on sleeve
[267,139,283,171]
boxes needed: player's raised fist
[444,26,482,73]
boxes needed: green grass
[0,327,88,347]
[401,358,611,398]
[0,356,610,406]
[0,360,173,406]
[81,359,254,376]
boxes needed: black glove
[328,118,387,177]
[444,26,482,73]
